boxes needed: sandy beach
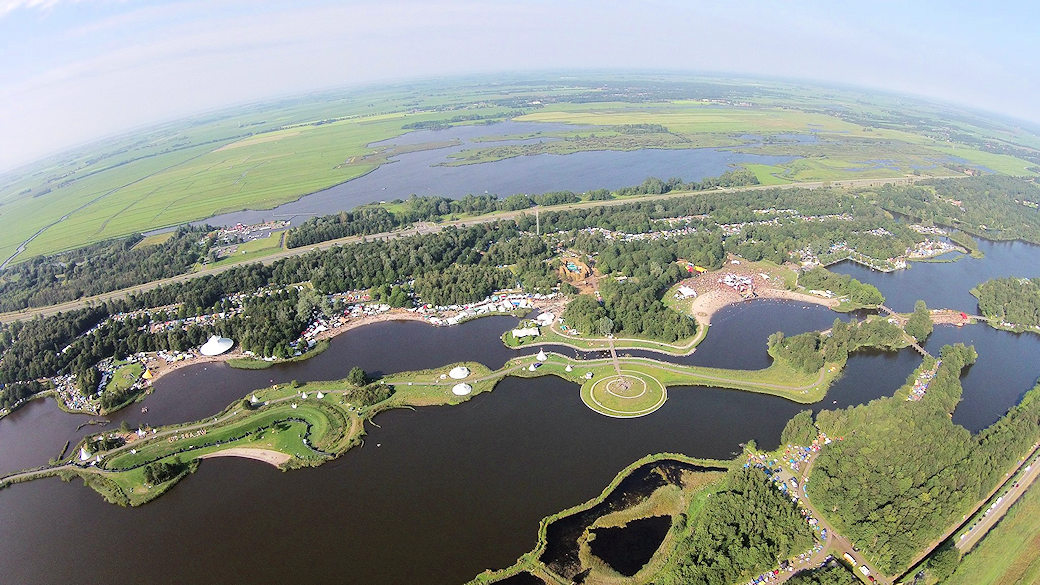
[685,276,838,328]
[198,447,291,467]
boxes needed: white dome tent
[199,335,234,356]
[448,366,471,379]
[452,383,473,396]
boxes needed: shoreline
[688,287,839,328]
[198,447,291,467]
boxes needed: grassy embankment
[207,230,285,269]
[2,342,847,506]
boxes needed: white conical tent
[199,335,234,356]
[536,349,548,361]
[449,366,471,379]
[452,383,473,396]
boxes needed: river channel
[2,241,1039,584]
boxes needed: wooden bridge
[879,305,933,358]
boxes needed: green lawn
[208,230,285,268]
[103,362,144,395]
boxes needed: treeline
[798,268,885,306]
[768,316,906,373]
[613,169,759,196]
[804,343,1040,573]
[0,380,50,411]
[413,265,513,306]
[0,223,559,392]
[972,277,1040,327]
[660,467,815,584]
[0,226,213,312]
[870,176,1040,244]
[286,169,760,249]
[285,191,581,248]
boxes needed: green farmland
[1,75,1037,265]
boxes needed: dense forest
[562,260,696,342]
[972,277,1040,327]
[797,268,884,306]
[870,176,1040,244]
[767,317,906,374]
[0,223,558,397]
[804,344,1040,574]
[660,467,815,584]
[0,226,213,312]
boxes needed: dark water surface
[589,516,673,577]
[3,240,1040,583]
[830,239,1040,313]
[200,121,795,227]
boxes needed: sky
[1,0,1038,172]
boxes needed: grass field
[3,78,1037,265]
[103,362,144,396]
[209,230,285,268]
[944,482,1040,585]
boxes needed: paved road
[0,174,935,325]
[957,446,1040,552]
[895,441,1040,580]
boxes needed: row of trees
[797,268,885,306]
[285,191,581,248]
[0,226,213,312]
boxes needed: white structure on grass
[199,335,234,356]
[536,349,548,362]
[677,286,697,299]
[452,383,473,396]
[449,366,471,379]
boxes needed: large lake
[3,230,1039,583]
[199,122,796,227]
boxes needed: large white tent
[449,366,471,379]
[452,383,473,396]
[199,335,234,356]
